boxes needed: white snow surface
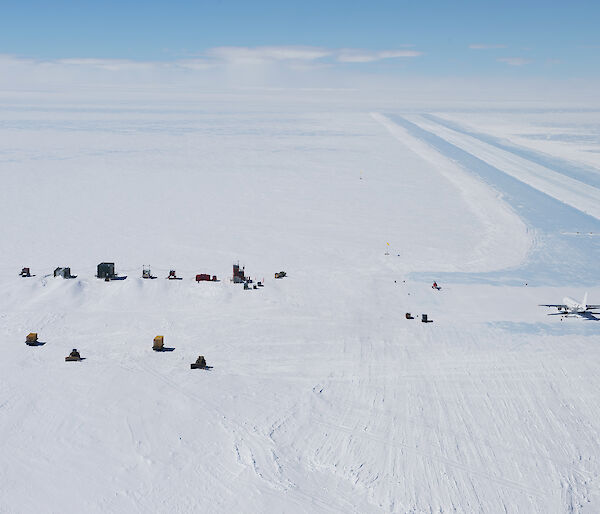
[433,111,600,171]
[1,93,600,513]
[403,114,600,221]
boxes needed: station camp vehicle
[191,355,209,369]
[167,270,182,280]
[54,267,77,279]
[153,335,165,351]
[142,266,157,279]
[196,274,217,282]
[97,262,127,281]
[25,333,39,346]
[65,349,82,361]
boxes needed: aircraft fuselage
[563,296,586,313]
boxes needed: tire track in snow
[373,112,600,286]
[404,114,600,221]
[124,361,333,507]
[370,111,531,276]
[422,113,600,190]
[312,417,545,499]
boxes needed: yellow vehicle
[153,335,164,351]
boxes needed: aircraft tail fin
[583,291,588,308]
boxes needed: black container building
[97,262,116,279]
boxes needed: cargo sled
[152,335,174,352]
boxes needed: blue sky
[0,0,598,80]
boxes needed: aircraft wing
[539,304,566,308]
[586,304,600,309]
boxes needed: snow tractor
[65,349,82,361]
[25,333,39,345]
[167,270,183,280]
[191,355,208,369]
[142,266,157,279]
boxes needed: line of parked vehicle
[18,262,288,285]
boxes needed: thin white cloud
[57,57,218,72]
[469,44,507,50]
[0,52,599,105]
[497,57,532,66]
[337,49,422,63]
[57,58,157,71]
[0,46,423,81]
[204,45,422,64]
[174,59,216,71]
[0,45,423,91]
[205,46,332,64]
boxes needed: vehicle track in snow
[422,113,600,190]
[404,114,600,220]
[373,112,600,286]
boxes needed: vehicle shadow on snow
[27,341,46,347]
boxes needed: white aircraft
[540,293,600,319]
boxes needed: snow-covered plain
[1,91,600,513]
